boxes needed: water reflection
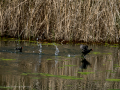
[80,58,91,72]
[38,43,42,54]
[53,43,59,56]
[53,43,59,66]
[0,41,120,90]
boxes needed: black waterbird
[16,47,23,52]
[80,45,93,56]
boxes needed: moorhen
[80,45,93,56]
[16,47,23,52]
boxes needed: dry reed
[0,0,120,43]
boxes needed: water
[0,41,120,90]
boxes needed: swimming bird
[80,45,93,56]
[16,47,23,52]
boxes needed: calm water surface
[0,41,120,90]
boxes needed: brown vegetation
[0,0,120,43]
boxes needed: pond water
[0,41,120,90]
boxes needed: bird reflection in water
[79,58,91,72]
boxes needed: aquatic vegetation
[29,41,37,43]
[49,87,52,89]
[92,52,101,54]
[114,64,120,67]
[60,76,82,80]
[0,86,13,89]
[78,72,94,75]
[39,73,83,80]
[111,72,117,73]
[109,46,119,47]
[114,44,119,45]
[104,53,112,55]
[64,65,77,67]
[31,44,38,46]
[76,43,80,45]
[47,59,52,60]
[21,73,28,75]
[40,73,55,77]
[21,73,41,76]
[0,38,16,41]
[91,52,112,55]
[106,79,120,81]
[106,70,112,72]
[104,43,110,46]
[15,39,21,41]
[2,59,16,61]
[42,43,60,46]
[58,60,63,61]
[66,56,71,58]
[114,65,120,67]
[31,73,40,75]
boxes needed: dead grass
[0,0,120,43]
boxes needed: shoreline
[0,37,119,45]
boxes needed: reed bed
[0,0,120,43]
